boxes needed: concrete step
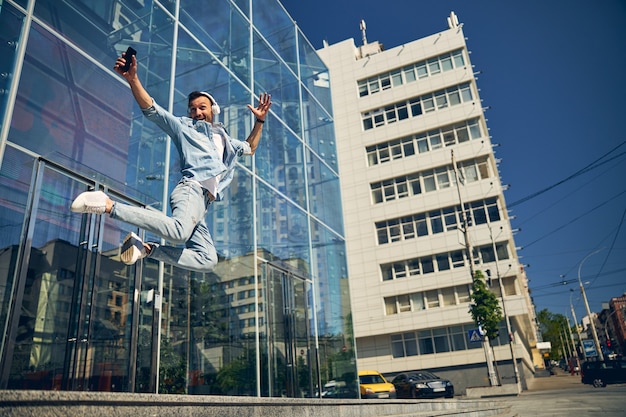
[0,390,512,417]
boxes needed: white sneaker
[71,191,108,214]
[120,232,148,265]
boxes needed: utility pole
[578,249,605,361]
[565,315,580,373]
[570,291,587,361]
[486,225,520,392]
[452,150,498,386]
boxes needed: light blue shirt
[142,100,251,201]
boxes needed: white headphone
[198,91,220,115]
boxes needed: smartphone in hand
[121,46,137,72]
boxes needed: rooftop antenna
[447,11,459,29]
[360,19,368,45]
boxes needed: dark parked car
[581,358,626,387]
[391,371,454,399]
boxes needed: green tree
[469,270,503,339]
[536,309,568,361]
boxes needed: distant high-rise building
[317,12,540,392]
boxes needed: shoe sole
[70,191,107,214]
[121,232,144,265]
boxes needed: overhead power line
[521,189,626,248]
[509,141,626,208]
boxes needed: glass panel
[418,331,434,354]
[257,182,310,266]
[416,62,428,79]
[307,150,343,233]
[34,0,152,65]
[403,66,416,83]
[456,125,470,143]
[451,250,465,268]
[427,59,441,75]
[302,89,339,171]
[451,330,466,351]
[429,211,443,234]
[433,328,450,353]
[440,287,455,305]
[0,147,33,355]
[0,3,23,118]
[404,333,418,356]
[255,119,306,209]
[436,254,450,272]
[421,257,434,274]
[391,335,404,358]
[253,0,296,73]
[425,290,439,308]
[253,31,296,126]
[457,285,471,303]
[469,119,481,138]
[391,70,402,86]
[9,22,145,198]
[262,264,314,397]
[453,50,465,67]
[411,293,425,310]
[299,38,332,115]
[398,294,411,312]
[358,80,368,97]
[5,163,137,392]
[180,0,250,85]
[441,54,453,71]
[385,298,397,315]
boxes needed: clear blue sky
[280,0,626,323]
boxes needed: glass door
[0,158,141,391]
[263,263,316,397]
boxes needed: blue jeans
[110,177,217,272]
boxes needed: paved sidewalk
[525,367,581,392]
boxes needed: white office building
[317,13,540,392]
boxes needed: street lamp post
[570,290,586,361]
[564,315,580,373]
[578,249,605,361]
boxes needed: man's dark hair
[188,91,214,106]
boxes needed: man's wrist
[255,118,265,124]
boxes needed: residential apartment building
[598,294,626,356]
[0,0,355,397]
[317,13,539,391]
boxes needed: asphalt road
[505,369,626,416]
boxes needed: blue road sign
[468,329,483,343]
[582,340,598,357]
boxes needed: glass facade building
[0,0,356,397]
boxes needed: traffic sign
[582,339,598,357]
[468,329,483,343]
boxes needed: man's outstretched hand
[114,52,137,83]
[248,93,272,122]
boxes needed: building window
[391,323,486,358]
[375,199,500,245]
[361,83,473,131]
[456,285,471,304]
[357,49,466,97]
[418,330,435,354]
[433,328,451,353]
[380,243,508,283]
[425,290,440,309]
[370,157,491,204]
[391,333,418,358]
[366,119,482,167]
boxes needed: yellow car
[358,370,397,399]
